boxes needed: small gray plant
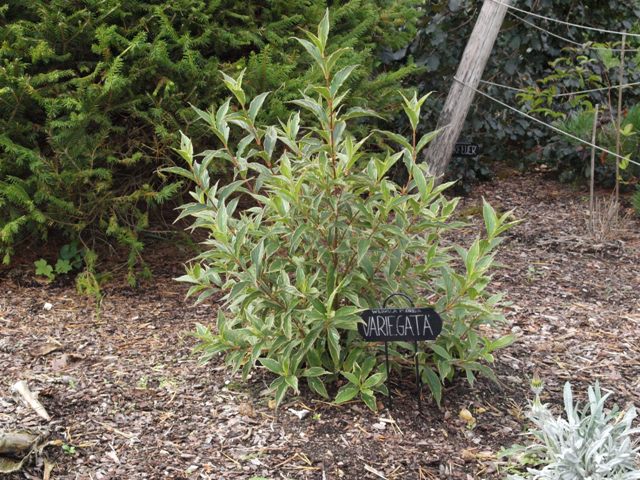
[507,382,640,480]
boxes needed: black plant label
[358,307,442,342]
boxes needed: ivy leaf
[620,154,630,170]
[59,242,79,261]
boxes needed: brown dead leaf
[461,449,476,462]
[30,340,62,357]
[476,451,494,461]
[460,448,494,463]
[459,408,475,424]
[51,353,84,371]
[238,402,255,417]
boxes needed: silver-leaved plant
[508,382,640,480]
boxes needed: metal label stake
[358,293,442,411]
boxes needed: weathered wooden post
[423,0,511,180]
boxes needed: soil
[1,173,639,480]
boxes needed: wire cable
[480,80,527,92]
[454,76,640,168]
[507,11,640,53]
[489,0,640,39]
[479,79,640,97]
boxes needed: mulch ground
[1,172,639,480]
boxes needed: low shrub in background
[515,45,640,187]
[0,0,420,283]
[171,12,516,410]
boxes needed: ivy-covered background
[394,0,640,188]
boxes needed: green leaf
[327,326,341,368]
[34,259,54,281]
[191,104,213,126]
[482,199,497,237]
[160,166,195,181]
[430,344,452,361]
[356,238,370,266]
[620,154,630,170]
[54,259,73,275]
[465,362,499,384]
[318,9,330,51]
[251,240,264,274]
[264,125,277,159]
[400,92,419,131]
[303,367,329,377]
[341,107,381,122]
[465,239,480,274]
[490,334,515,350]
[221,70,246,106]
[412,164,427,197]
[274,378,289,407]
[330,65,357,96]
[259,358,284,375]
[311,299,326,315]
[360,390,378,411]
[416,129,441,154]
[334,384,358,404]
[285,375,299,392]
[308,377,329,399]
[422,367,443,407]
[294,38,324,68]
[378,130,412,151]
[362,372,386,389]
[341,371,360,386]
[248,92,270,122]
[59,243,79,261]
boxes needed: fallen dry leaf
[30,340,63,357]
[459,408,475,424]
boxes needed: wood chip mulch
[1,172,639,479]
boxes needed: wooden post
[423,0,511,179]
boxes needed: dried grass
[586,195,630,242]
